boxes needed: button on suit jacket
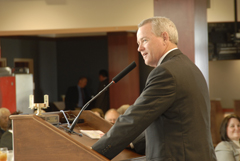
[92,49,217,161]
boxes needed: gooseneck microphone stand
[59,61,136,136]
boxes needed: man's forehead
[137,25,153,36]
[2,111,10,115]
[136,30,146,41]
[0,114,10,119]
[137,30,153,42]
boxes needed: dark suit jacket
[0,128,5,142]
[65,85,90,110]
[131,131,145,155]
[0,131,12,150]
[92,49,216,161]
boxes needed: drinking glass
[7,150,13,161]
[0,147,8,161]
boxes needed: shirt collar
[157,48,178,66]
[0,128,5,133]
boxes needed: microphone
[112,61,136,83]
[66,61,137,134]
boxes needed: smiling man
[92,17,216,161]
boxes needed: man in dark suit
[65,77,90,110]
[94,69,110,113]
[92,17,217,160]
[0,110,21,150]
[0,108,10,140]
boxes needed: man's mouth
[142,53,147,58]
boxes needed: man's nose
[138,44,144,52]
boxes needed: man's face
[99,75,105,82]
[78,78,87,88]
[105,110,119,124]
[137,23,166,67]
[0,111,10,129]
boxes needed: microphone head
[112,61,136,83]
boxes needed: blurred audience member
[65,77,91,110]
[94,70,110,113]
[0,110,21,150]
[91,108,104,118]
[0,108,11,139]
[117,104,130,115]
[0,131,12,150]
[215,114,240,161]
[104,109,120,124]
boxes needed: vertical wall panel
[154,0,209,84]
[108,32,140,109]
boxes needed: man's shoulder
[1,131,12,138]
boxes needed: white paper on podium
[80,130,104,139]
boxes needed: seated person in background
[91,108,104,118]
[94,69,110,114]
[117,104,130,115]
[104,109,120,124]
[0,111,22,150]
[65,77,91,110]
[0,131,12,150]
[0,108,11,139]
[215,114,240,161]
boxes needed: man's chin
[144,60,149,65]
[144,61,154,67]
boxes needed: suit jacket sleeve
[92,65,176,159]
[131,131,145,155]
[215,141,238,161]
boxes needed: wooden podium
[10,110,145,161]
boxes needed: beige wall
[0,0,239,31]
[207,0,240,108]
[0,0,238,31]
[209,60,240,108]
[207,0,240,22]
[0,0,153,32]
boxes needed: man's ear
[162,32,169,41]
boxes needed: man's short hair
[138,16,178,45]
[99,69,108,78]
[0,108,10,117]
[78,76,87,82]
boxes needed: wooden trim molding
[0,26,138,37]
